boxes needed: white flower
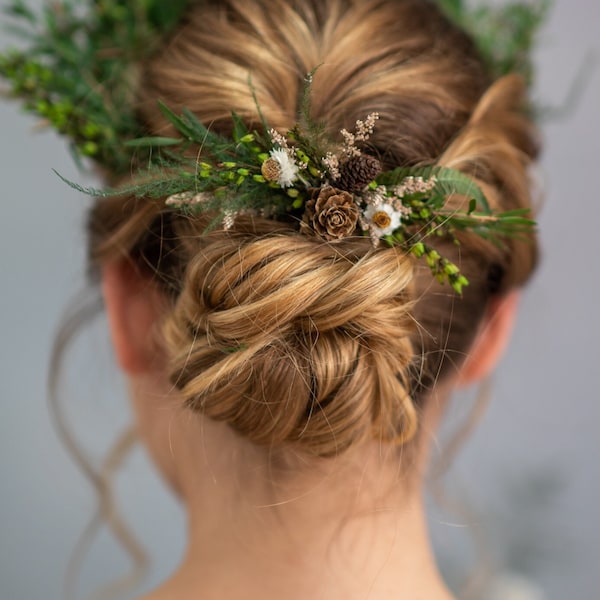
[363,203,402,236]
[269,148,299,188]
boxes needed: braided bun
[88,0,539,457]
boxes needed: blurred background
[0,1,598,599]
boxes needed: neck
[138,407,454,600]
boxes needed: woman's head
[90,0,539,461]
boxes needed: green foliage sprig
[437,0,551,83]
[0,0,188,172]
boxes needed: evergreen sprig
[0,0,188,172]
[437,0,551,83]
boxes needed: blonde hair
[89,0,539,458]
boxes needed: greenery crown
[0,0,547,293]
[0,0,550,173]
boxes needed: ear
[101,259,163,374]
[457,291,520,387]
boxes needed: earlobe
[457,291,520,387]
[101,259,163,374]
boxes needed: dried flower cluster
[340,112,380,158]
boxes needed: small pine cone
[336,154,382,192]
[300,186,358,241]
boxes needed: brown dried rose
[301,186,359,241]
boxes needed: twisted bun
[88,0,540,456]
[161,231,416,456]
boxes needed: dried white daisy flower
[268,148,299,188]
[363,203,403,236]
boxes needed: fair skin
[102,259,519,600]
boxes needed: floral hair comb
[58,71,536,295]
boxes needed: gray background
[1,1,598,599]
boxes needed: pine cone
[336,154,382,192]
[301,186,359,241]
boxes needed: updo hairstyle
[88,0,539,458]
